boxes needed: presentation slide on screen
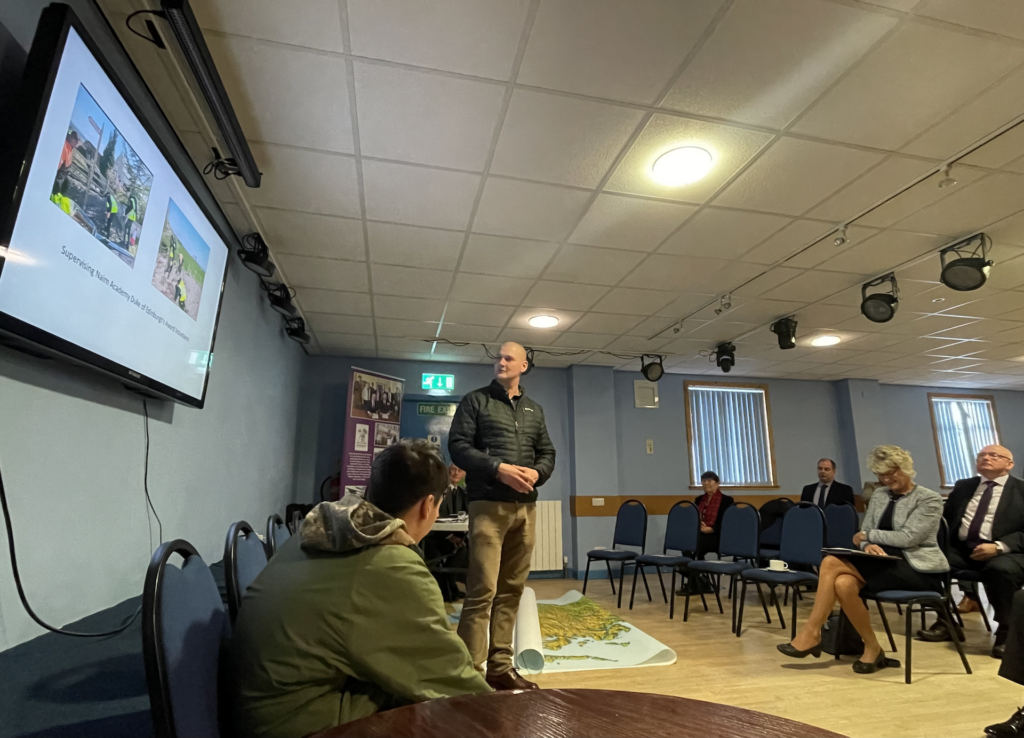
[0,27,228,401]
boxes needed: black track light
[940,234,992,292]
[640,354,665,382]
[239,233,275,278]
[265,282,296,316]
[714,342,736,373]
[861,273,900,323]
[285,317,310,345]
[770,316,798,350]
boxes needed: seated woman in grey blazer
[778,445,948,674]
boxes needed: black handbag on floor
[821,612,863,655]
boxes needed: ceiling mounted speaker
[940,234,992,292]
[861,273,900,323]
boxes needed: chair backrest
[265,514,291,556]
[143,540,229,738]
[717,502,761,560]
[224,521,268,622]
[612,499,648,552]
[824,503,858,549]
[664,500,699,555]
[779,502,827,567]
[758,497,794,532]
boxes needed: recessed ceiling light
[651,146,713,187]
[811,335,842,347]
[932,297,945,303]
[528,315,559,329]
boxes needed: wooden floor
[515,578,1019,738]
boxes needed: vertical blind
[688,385,775,486]
[931,396,999,485]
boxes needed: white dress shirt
[812,482,832,506]
[959,474,1010,553]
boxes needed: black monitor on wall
[0,4,231,408]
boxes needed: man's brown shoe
[486,668,539,691]
[959,596,981,614]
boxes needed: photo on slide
[49,84,153,267]
[150,199,209,321]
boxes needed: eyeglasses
[977,452,1011,461]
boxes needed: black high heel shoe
[852,650,887,674]
[777,642,822,659]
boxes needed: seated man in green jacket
[225,439,491,738]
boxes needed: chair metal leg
[629,563,640,610]
[606,560,616,595]
[938,602,972,676]
[731,577,738,633]
[783,587,789,607]
[921,608,926,632]
[756,583,772,624]
[876,601,897,652]
[791,586,798,641]
[771,586,786,630]
[639,565,653,602]
[953,606,966,629]
[617,563,627,608]
[713,576,724,614]
[896,603,902,616]
[684,587,691,622]
[656,567,668,604]
[699,576,709,612]
[835,611,844,660]
[670,568,677,620]
[582,559,591,595]
[905,603,913,684]
[728,575,734,600]
[979,592,993,633]
[736,579,748,637]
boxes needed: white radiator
[531,500,563,572]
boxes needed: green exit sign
[422,373,455,391]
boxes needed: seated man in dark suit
[800,458,856,509]
[918,444,1024,657]
[985,589,1024,737]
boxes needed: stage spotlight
[641,355,665,382]
[285,317,310,344]
[239,233,275,278]
[861,273,900,323]
[714,293,732,316]
[714,342,736,373]
[265,283,296,316]
[770,316,798,350]
[940,234,992,292]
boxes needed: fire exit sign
[422,373,455,391]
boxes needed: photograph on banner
[350,371,403,422]
[374,423,400,448]
[354,423,369,452]
[344,485,366,498]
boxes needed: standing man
[123,190,139,244]
[103,192,118,240]
[800,458,856,508]
[918,444,1024,657]
[449,342,556,691]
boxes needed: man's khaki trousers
[457,500,536,675]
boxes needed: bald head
[494,341,529,390]
[977,444,1014,480]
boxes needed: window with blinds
[684,382,777,488]
[929,393,1000,487]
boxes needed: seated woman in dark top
[778,445,948,674]
[694,471,734,559]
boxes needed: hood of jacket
[300,493,415,553]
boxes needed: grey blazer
[859,484,949,573]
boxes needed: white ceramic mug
[769,559,789,571]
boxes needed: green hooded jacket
[225,494,490,738]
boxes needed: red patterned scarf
[698,490,722,528]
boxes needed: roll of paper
[514,586,545,673]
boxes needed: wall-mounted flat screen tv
[0,5,230,408]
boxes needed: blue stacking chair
[629,501,699,618]
[758,497,793,560]
[738,502,825,638]
[224,520,269,622]
[686,502,762,630]
[824,503,859,549]
[583,499,648,609]
[860,519,972,684]
[143,540,230,738]
[265,513,291,556]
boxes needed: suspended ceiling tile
[893,172,1024,236]
[543,245,645,286]
[784,225,880,271]
[813,230,947,275]
[370,264,453,299]
[248,143,361,218]
[759,269,864,302]
[569,313,645,334]
[501,327,567,346]
[517,0,722,105]
[569,194,696,251]
[374,317,440,338]
[353,62,505,171]
[361,160,480,230]
[656,293,719,318]
[790,22,1024,150]
[983,255,1024,291]
[856,166,989,228]
[795,303,859,329]
[627,316,679,337]
[933,291,1023,319]
[733,266,804,297]
[552,332,618,350]
[662,0,895,128]
[377,336,439,353]
[449,273,534,305]
[806,156,938,223]
[437,323,502,342]
[306,313,375,335]
[988,211,1024,247]
[207,36,353,153]
[490,90,645,188]
[507,307,582,332]
[883,314,979,337]
[316,332,377,352]
[959,124,1024,171]
[460,235,558,279]
[605,115,774,204]
[441,302,515,328]
[603,334,673,352]
[739,219,831,265]
[590,287,680,316]
[914,0,1024,42]
[935,318,1024,340]
[366,222,463,271]
[295,288,372,316]
[373,295,446,321]
[259,209,365,262]
[660,208,791,260]
[684,320,763,344]
[706,297,806,325]
[346,0,530,79]
[619,254,730,291]
[275,254,368,292]
[521,281,609,311]
[473,178,592,241]
[192,0,345,50]
[713,137,883,216]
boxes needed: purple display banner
[340,367,405,498]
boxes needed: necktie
[818,484,828,509]
[966,480,996,547]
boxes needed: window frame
[927,392,1001,489]
[683,380,779,490]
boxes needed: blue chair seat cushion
[759,548,780,559]
[688,560,752,575]
[870,589,943,602]
[635,553,692,567]
[742,568,819,585]
[587,549,636,561]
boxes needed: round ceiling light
[528,315,559,328]
[651,146,713,186]
[811,335,842,347]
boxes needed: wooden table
[320,688,845,738]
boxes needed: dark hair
[367,439,448,517]
[818,458,837,470]
[700,471,719,483]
